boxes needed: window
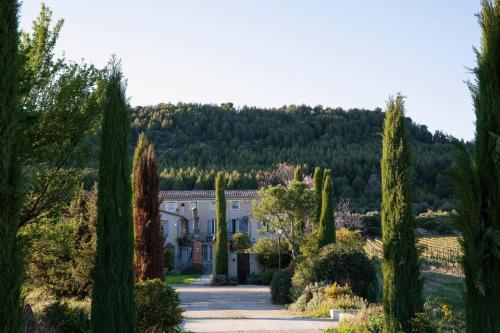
[166,202,176,212]
[209,201,216,211]
[231,201,240,210]
[230,219,238,233]
[190,201,197,209]
[208,219,216,235]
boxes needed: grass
[165,274,202,285]
[422,271,465,312]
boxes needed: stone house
[159,190,271,275]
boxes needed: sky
[20,1,481,140]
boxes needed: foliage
[231,232,251,251]
[18,4,104,227]
[164,246,174,272]
[270,269,294,305]
[215,172,228,276]
[325,305,384,333]
[292,242,378,302]
[253,179,315,258]
[246,274,262,285]
[164,274,201,285]
[135,279,183,333]
[42,301,90,333]
[313,167,323,227]
[180,264,204,275]
[412,301,465,333]
[133,140,164,281]
[260,268,278,285]
[0,0,24,330]
[381,95,422,332]
[450,1,500,331]
[336,199,363,230]
[19,186,97,298]
[319,174,336,246]
[336,228,365,251]
[91,59,136,332]
[131,103,456,213]
[252,237,291,269]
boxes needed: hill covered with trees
[130,103,457,212]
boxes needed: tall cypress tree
[451,1,500,331]
[215,172,228,276]
[312,167,323,227]
[293,166,303,181]
[0,1,24,331]
[91,59,136,333]
[134,144,164,281]
[132,133,149,204]
[381,96,422,333]
[318,174,335,247]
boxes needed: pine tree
[215,172,228,276]
[381,95,422,333]
[0,1,25,331]
[451,1,500,331]
[133,144,164,281]
[318,174,335,247]
[312,167,323,227]
[91,59,136,333]
[293,166,303,181]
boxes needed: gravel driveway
[175,285,336,333]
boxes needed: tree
[318,174,335,246]
[0,0,24,330]
[133,143,164,281]
[132,133,149,203]
[293,166,303,181]
[215,172,228,275]
[312,167,323,227]
[18,4,103,227]
[451,1,500,331]
[91,59,136,332]
[381,95,422,333]
[253,179,315,258]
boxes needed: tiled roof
[159,190,259,200]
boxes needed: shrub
[411,300,465,332]
[181,264,204,274]
[336,228,364,251]
[164,247,174,272]
[326,305,384,333]
[252,238,291,269]
[43,301,90,333]
[231,232,251,251]
[210,274,228,286]
[246,273,262,285]
[292,243,378,302]
[270,269,293,305]
[135,279,183,332]
[260,268,278,285]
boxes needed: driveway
[175,285,336,333]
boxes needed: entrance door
[237,253,250,284]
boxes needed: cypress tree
[0,1,24,331]
[318,174,335,247]
[312,167,323,227]
[132,133,149,204]
[133,144,164,281]
[215,172,228,276]
[293,166,303,181]
[381,95,422,333]
[91,59,136,333]
[451,1,500,331]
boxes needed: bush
[260,268,278,285]
[325,305,384,333]
[231,232,251,251]
[270,269,294,305]
[135,279,183,332]
[42,301,90,333]
[164,247,174,272]
[411,300,465,332]
[211,274,228,286]
[292,243,378,302]
[246,273,262,285]
[336,228,365,251]
[181,263,204,274]
[252,238,291,269]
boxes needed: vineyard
[365,236,463,276]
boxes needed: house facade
[159,190,270,273]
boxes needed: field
[365,236,463,276]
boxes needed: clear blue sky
[20,1,481,140]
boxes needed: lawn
[165,274,202,285]
[422,271,465,312]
